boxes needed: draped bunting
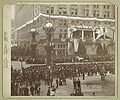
[68,42,74,55]
[68,27,71,38]
[67,25,114,55]
[74,38,80,52]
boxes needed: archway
[97,44,108,55]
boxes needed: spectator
[56,78,59,88]
[73,79,77,89]
[77,79,81,91]
[47,87,51,96]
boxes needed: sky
[11,5,15,19]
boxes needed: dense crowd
[11,62,114,96]
[11,54,115,64]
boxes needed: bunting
[74,38,80,52]
[68,42,74,55]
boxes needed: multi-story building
[14,3,115,57]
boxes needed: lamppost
[30,28,38,59]
[43,22,56,66]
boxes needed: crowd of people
[11,54,115,64]
[11,61,114,96]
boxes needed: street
[12,61,115,96]
[38,75,115,96]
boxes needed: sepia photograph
[7,3,116,96]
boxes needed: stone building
[14,3,115,57]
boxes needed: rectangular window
[97,14,99,17]
[59,12,62,15]
[107,5,110,9]
[47,10,49,14]
[96,5,99,8]
[103,28,105,32]
[75,9,78,15]
[71,8,74,15]
[63,8,67,15]
[51,7,54,14]
[86,9,89,16]
[86,5,89,7]
[104,5,106,9]
[46,6,49,14]
[93,10,96,17]
[93,5,99,8]
[97,10,100,17]
[59,7,62,15]
[104,14,106,18]
[104,11,107,18]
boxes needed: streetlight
[30,28,38,59]
[43,22,56,66]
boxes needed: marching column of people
[11,62,114,96]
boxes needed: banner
[68,42,74,55]
[68,27,71,38]
[74,38,80,52]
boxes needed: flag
[74,39,80,52]
[68,42,74,55]
[95,27,104,40]
[68,27,71,38]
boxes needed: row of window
[103,5,110,9]
[93,5,100,8]
[93,5,110,9]
[57,44,66,48]
[93,10,100,17]
[82,9,89,17]
[104,11,110,18]
[45,5,112,17]
[57,19,114,26]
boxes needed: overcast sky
[11,5,14,19]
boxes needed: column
[82,30,84,39]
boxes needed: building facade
[14,3,115,58]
